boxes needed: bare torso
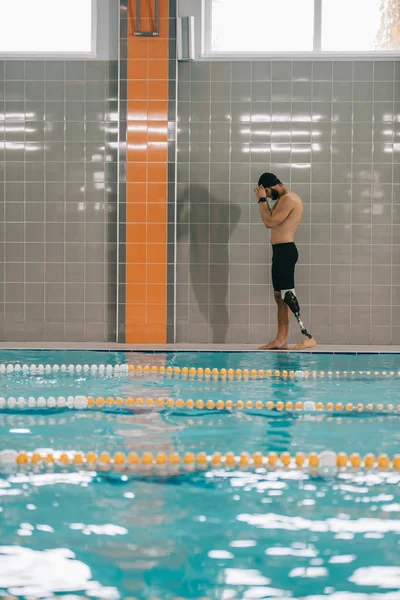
[270,192,303,245]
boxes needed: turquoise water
[1,350,400,599]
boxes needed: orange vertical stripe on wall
[126,0,169,344]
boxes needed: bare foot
[259,340,289,350]
[289,337,317,351]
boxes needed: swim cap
[258,172,281,188]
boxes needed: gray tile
[353,123,372,143]
[178,82,190,102]
[331,143,351,163]
[310,244,331,264]
[331,306,350,325]
[85,61,106,80]
[25,303,45,323]
[311,164,331,185]
[333,62,353,81]
[353,102,373,122]
[252,62,271,81]
[5,262,24,282]
[231,102,251,123]
[372,203,392,224]
[45,61,65,81]
[312,142,333,163]
[271,82,291,102]
[352,244,371,265]
[374,61,394,81]
[178,62,191,83]
[230,163,249,183]
[5,223,24,242]
[5,80,24,100]
[350,326,370,344]
[5,201,24,222]
[44,323,66,342]
[5,303,25,322]
[312,82,332,102]
[210,123,230,143]
[25,61,45,80]
[290,163,310,184]
[292,61,312,82]
[45,121,65,141]
[66,61,85,81]
[372,285,391,305]
[292,82,312,101]
[5,61,25,80]
[292,102,311,122]
[65,304,85,322]
[211,62,231,81]
[371,326,391,345]
[26,80,45,102]
[25,243,44,263]
[331,244,351,265]
[313,62,332,81]
[352,224,372,244]
[374,81,394,102]
[331,265,350,284]
[271,61,291,81]
[65,81,85,102]
[232,81,251,103]
[26,282,44,303]
[312,102,332,122]
[353,143,373,163]
[353,81,373,102]
[5,243,24,263]
[210,82,230,102]
[354,61,373,81]
[374,102,393,122]
[45,141,66,162]
[45,102,66,121]
[311,224,330,244]
[332,123,351,143]
[373,225,392,245]
[232,62,251,81]
[210,143,229,163]
[66,102,85,122]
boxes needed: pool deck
[0,343,400,354]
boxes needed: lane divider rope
[1,395,400,414]
[1,449,400,471]
[1,363,399,380]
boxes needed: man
[254,173,316,351]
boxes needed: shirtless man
[254,172,316,351]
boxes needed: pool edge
[1,343,400,354]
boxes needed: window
[0,0,95,56]
[204,0,400,56]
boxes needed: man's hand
[254,186,267,201]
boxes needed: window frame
[0,0,97,59]
[202,0,400,59]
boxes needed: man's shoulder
[281,191,302,206]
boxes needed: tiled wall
[0,60,119,342]
[176,60,400,345]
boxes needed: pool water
[1,350,400,599]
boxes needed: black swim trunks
[271,242,299,292]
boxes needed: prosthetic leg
[282,289,313,340]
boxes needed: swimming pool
[1,350,400,599]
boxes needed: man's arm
[259,196,294,228]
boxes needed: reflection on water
[0,468,400,598]
[0,546,119,598]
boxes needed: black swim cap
[258,172,281,188]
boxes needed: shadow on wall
[178,184,241,343]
